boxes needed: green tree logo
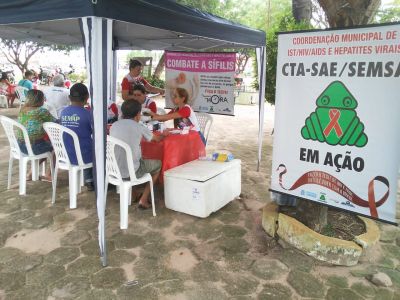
[301,81,368,147]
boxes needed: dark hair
[25,89,45,107]
[132,84,146,94]
[1,72,8,81]
[121,100,141,119]
[69,83,89,102]
[24,70,34,78]
[129,59,142,70]
[175,87,189,104]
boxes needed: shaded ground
[0,102,399,299]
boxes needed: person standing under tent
[121,59,164,101]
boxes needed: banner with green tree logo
[271,23,400,224]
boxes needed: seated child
[110,100,163,209]
[149,87,206,144]
[132,84,157,113]
[60,83,94,191]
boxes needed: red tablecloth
[141,131,205,182]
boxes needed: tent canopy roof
[0,0,265,50]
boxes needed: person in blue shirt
[60,83,94,191]
[18,70,34,93]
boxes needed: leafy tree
[263,5,311,104]
[0,39,72,75]
[375,0,400,22]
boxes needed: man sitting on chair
[44,74,70,119]
[60,83,94,191]
[110,100,163,209]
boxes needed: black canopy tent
[0,0,266,266]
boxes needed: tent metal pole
[256,46,266,172]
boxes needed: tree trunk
[153,53,165,79]
[292,0,327,229]
[317,0,381,27]
[292,0,312,23]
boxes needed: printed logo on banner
[301,81,368,147]
[204,94,229,105]
[300,189,317,198]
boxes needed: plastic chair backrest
[0,115,34,156]
[15,86,29,103]
[106,135,137,182]
[195,112,213,143]
[156,107,166,115]
[43,122,85,166]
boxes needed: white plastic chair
[43,122,92,209]
[0,115,53,195]
[15,86,29,107]
[105,135,156,229]
[195,112,213,144]
[156,107,166,115]
[0,95,8,108]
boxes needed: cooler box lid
[164,159,241,182]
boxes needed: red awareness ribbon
[323,109,343,138]
[276,164,389,219]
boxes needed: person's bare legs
[39,154,55,182]
[138,171,160,208]
[8,94,15,108]
[131,185,144,202]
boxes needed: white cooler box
[164,159,241,217]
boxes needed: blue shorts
[19,140,53,155]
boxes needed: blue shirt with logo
[60,106,93,165]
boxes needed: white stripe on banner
[256,46,266,171]
[80,16,112,267]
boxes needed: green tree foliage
[376,0,400,22]
[177,0,268,75]
[264,13,311,104]
[178,0,267,30]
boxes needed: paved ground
[0,103,399,299]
